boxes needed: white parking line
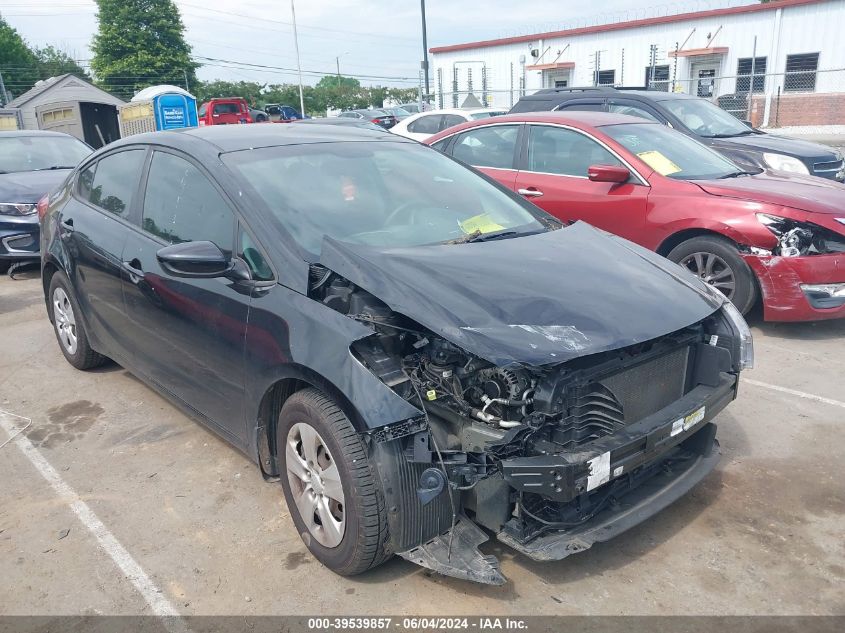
[742,378,845,409]
[0,409,189,632]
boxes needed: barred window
[784,53,819,92]
[736,57,767,93]
[645,65,670,91]
[596,69,616,86]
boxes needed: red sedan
[427,112,845,322]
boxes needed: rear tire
[277,388,390,576]
[667,235,757,314]
[48,271,107,370]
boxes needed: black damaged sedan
[40,124,753,584]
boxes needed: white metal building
[429,0,845,127]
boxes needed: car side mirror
[157,241,233,278]
[741,120,753,128]
[587,164,631,183]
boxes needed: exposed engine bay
[309,265,743,584]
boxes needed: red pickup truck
[197,98,253,126]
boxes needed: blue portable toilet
[119,85,198,136]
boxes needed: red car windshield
[603,123,742,181]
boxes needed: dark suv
[510,87,844,181]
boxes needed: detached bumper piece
[397,515,506,585]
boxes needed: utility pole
[182,69,189,92]
[336,57,341,82]
[420,0,430,102]
[0,70,9,106]
[290,0,306,116]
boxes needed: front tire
[667,235,757,314]
[277,388,390,576]
[48,271,107,370]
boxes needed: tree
[0,14,39,103]
[34,46,90,82]
[91,0,199,100]
[315,75,369,110]
[195,80,265,106]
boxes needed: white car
[390,108,508,142]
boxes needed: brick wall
[749,92,845,127]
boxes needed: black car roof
[518,87,697,105]
[102,123,412,154]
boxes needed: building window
[645,65,670,91]
[595,69,616,86]
[784,53,819,92]
[736,57,767,93]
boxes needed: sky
[1,0,751,88]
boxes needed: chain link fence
[432,65,845,129]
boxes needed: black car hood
[320,222,724,368]
[710,133,837,161]
[0,169,71,203]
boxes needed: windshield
[389,107,411,116]
[662,98,752,137]
[0,135,91,174]
[223,141,547,255]
[470,110,508,120]
[604,123,742,180]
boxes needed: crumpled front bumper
[744,252,845,321]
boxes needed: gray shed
[7,74,125,148]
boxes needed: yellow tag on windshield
[637,150,682,176]
[460,213,505,235]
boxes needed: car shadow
[746,307,845,340]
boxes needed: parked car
[427,111,845,321]
[264,104,306,122]
[391,108,508,142]
[398,102,433,114]
[198,98,252,126]
[510,87,844,182]
[249,107,268,123]
[0,130,91,273]
[337,109,397,129]
[382,106,412,121]
[40,124,750,585]
[292,118,386,132]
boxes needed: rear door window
[451,125,519,169]
[141,151,235,255]
[608,100,663,122]
[78,149,146,217]
[407,114,444,135]
[440,114,466,130]
[526,125,621,176]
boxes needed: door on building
[545,70,570,89]
[36,101,81,138]
[690,62,721,98]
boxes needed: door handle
[518,188,544,198]
[121,259,144,277]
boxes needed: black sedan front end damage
[310,223,752,585]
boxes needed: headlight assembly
[0,203,37,216]
[722,300,754,370]
[762,153,810,175]
[756,213,845,257]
